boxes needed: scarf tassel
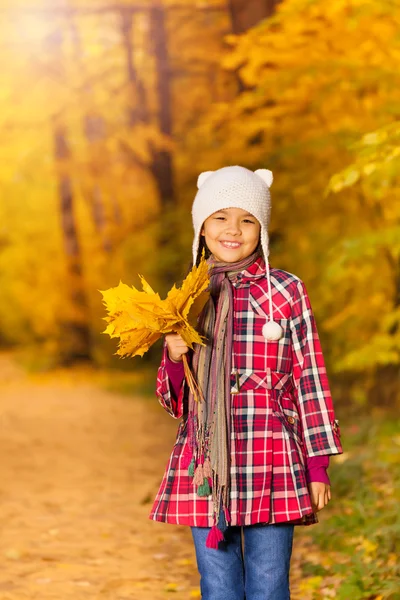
[190,461,212,497]
[216,504,232,533]
[206,525,225,549]
[188,457,195,477]
[206,505,230,549]
[193,464,204,486]
[203,457,212,478]
[197,478,211,496]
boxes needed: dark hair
[195,237,212,266]
[182,237,210,277]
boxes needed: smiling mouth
[220,241,242,249]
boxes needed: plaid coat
[149,257,343,528]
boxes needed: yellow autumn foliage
[100,252,210,358]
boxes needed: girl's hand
[165,333,189,363]
[308,482,331,512]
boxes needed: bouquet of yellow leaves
[100,252,210,401]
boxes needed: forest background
[0,1,399,598]
[1,0,399,408]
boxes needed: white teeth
[221,241,240,248]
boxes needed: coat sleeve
[155,339,188,419]
[290,279,343,458]
[305,455,331,485]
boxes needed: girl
[150,166,343,600]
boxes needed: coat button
[287,416,295,424]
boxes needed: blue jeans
[191,524,294,600]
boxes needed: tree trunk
[70,19,112,252]
[149,3,175,207]
[53,119,91,362]
[46,30,91,363]
[228,0,280,93]
[120,5,175,205]
[121,9,149,126]
[82,112,112,253]
[228,0,280,33]
[120,5,177,292]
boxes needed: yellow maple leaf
[99,251,210,359]
[166,257,210,320]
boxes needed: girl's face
[201,207,261,263]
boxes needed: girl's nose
[224,221,241,235]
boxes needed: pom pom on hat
[262,320,283,341]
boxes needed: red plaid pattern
[149,258,343,528]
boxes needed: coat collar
[232,256,269,288]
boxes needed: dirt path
[0,355,314,600]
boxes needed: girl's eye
[214,216,255,224]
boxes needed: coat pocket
[230,368,293,394]
[247,295,291,372]
[273,408,303,448]
[273,392,304,448]
[250,314,289,344]
[249,286,291,320]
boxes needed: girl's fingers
[311,490,319,512]
[165,335,190,357]
[169,344,189,354]
[325,487,331,504]
[166,337,190,362]
[165,335,188,349]
[319,489,327,511]
[318,487,331,511]
[310,484,331,512]
[165,333,184,342]
[174,340,188,348]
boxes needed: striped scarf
[187,248,261,547]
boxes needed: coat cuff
[305,455,331,485]
[306,466,331,485]
[165,354,185,400]
[156,343,186,419]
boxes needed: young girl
[149,166,343,600]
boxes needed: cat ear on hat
[197,171,214,189]
[254,169,273,187]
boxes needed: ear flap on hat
[254,169,273,187]
[197,171,214,189]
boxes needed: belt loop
[266,368,272,390]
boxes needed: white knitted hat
[191,165,283,341]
